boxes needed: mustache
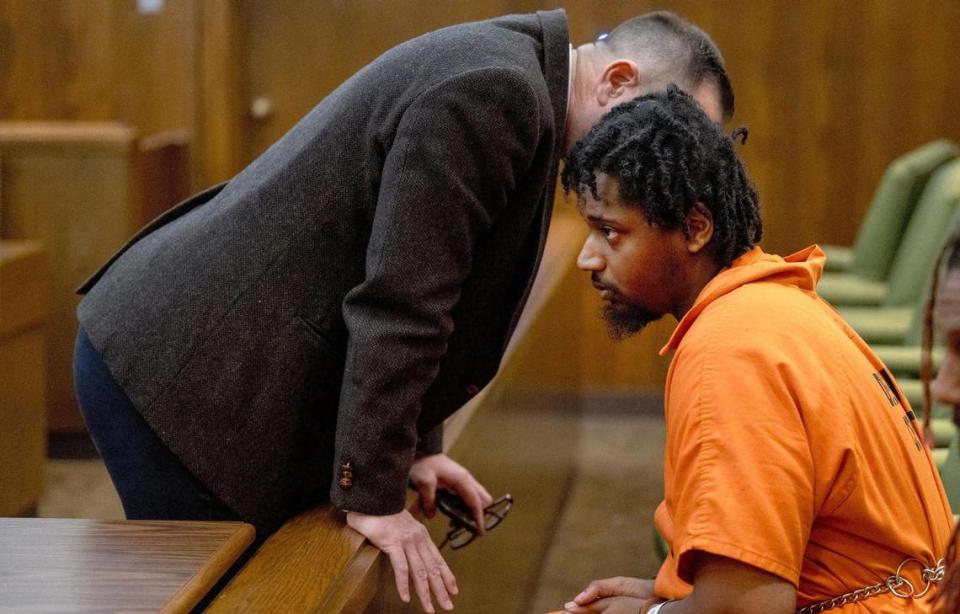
[590,274,621,297]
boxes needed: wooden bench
[205,213,588,613]
[0,240,49,516]
[0,122,190,433]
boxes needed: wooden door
[235,1,531,165]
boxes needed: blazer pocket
[295,315,341,356]
[292,315,346,418]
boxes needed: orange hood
[660,245,825,355]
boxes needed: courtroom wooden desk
[0,518,255,613]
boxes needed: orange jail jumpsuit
[654,246,954,612]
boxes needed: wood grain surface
[0,240,49,339]
[0,123,138,432]
[205,506,366,612]
[0,518,254,613]
[0,240,48,517]
[3,1,959,389]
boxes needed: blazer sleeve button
[339,463,353,489]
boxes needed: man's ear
[596,60,640,106]
[683,203,714,254]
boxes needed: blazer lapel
[505,9,570,337]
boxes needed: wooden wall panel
[0,123,139,432]
[5,1,959,247]
[134,130,192,227]
[0,241,48,516]
[236,0,531,162]
[0,0,196,165]
[4,1,959,393]
[195,0,243,186]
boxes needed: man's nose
[576,238,603,271]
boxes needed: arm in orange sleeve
[558,555,794,614]
[650,553,795,614]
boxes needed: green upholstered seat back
[901,188,960,347]
[849,140,959,281]
[885,161,960,315]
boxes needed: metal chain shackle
[796,558,945,614]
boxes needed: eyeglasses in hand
[436,490,513,550]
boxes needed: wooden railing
[206,213,588,613]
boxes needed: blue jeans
[73,327,240,524]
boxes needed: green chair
[838,160,960,344]
[819,140,958,305]
[872,345,943,379]
[856,213,960,381]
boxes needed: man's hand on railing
[346,509,457,613]
[345,455,490,612]
[409,453,493,532]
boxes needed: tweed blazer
[78,10,569,531]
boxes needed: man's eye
[601,226,617,239]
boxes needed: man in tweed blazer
[74,9,732,611]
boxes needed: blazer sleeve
[331,67,545,514]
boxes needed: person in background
[558,86,953,613]
[72,10,733,613]
[928,232,960,614]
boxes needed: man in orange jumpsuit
[558,86,954,613]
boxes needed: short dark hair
[601,11,734,121]
[561,85,761,267]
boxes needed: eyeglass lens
[440,494,513,549]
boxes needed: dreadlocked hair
[561,85,761,267]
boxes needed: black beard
[602,301,661,340]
